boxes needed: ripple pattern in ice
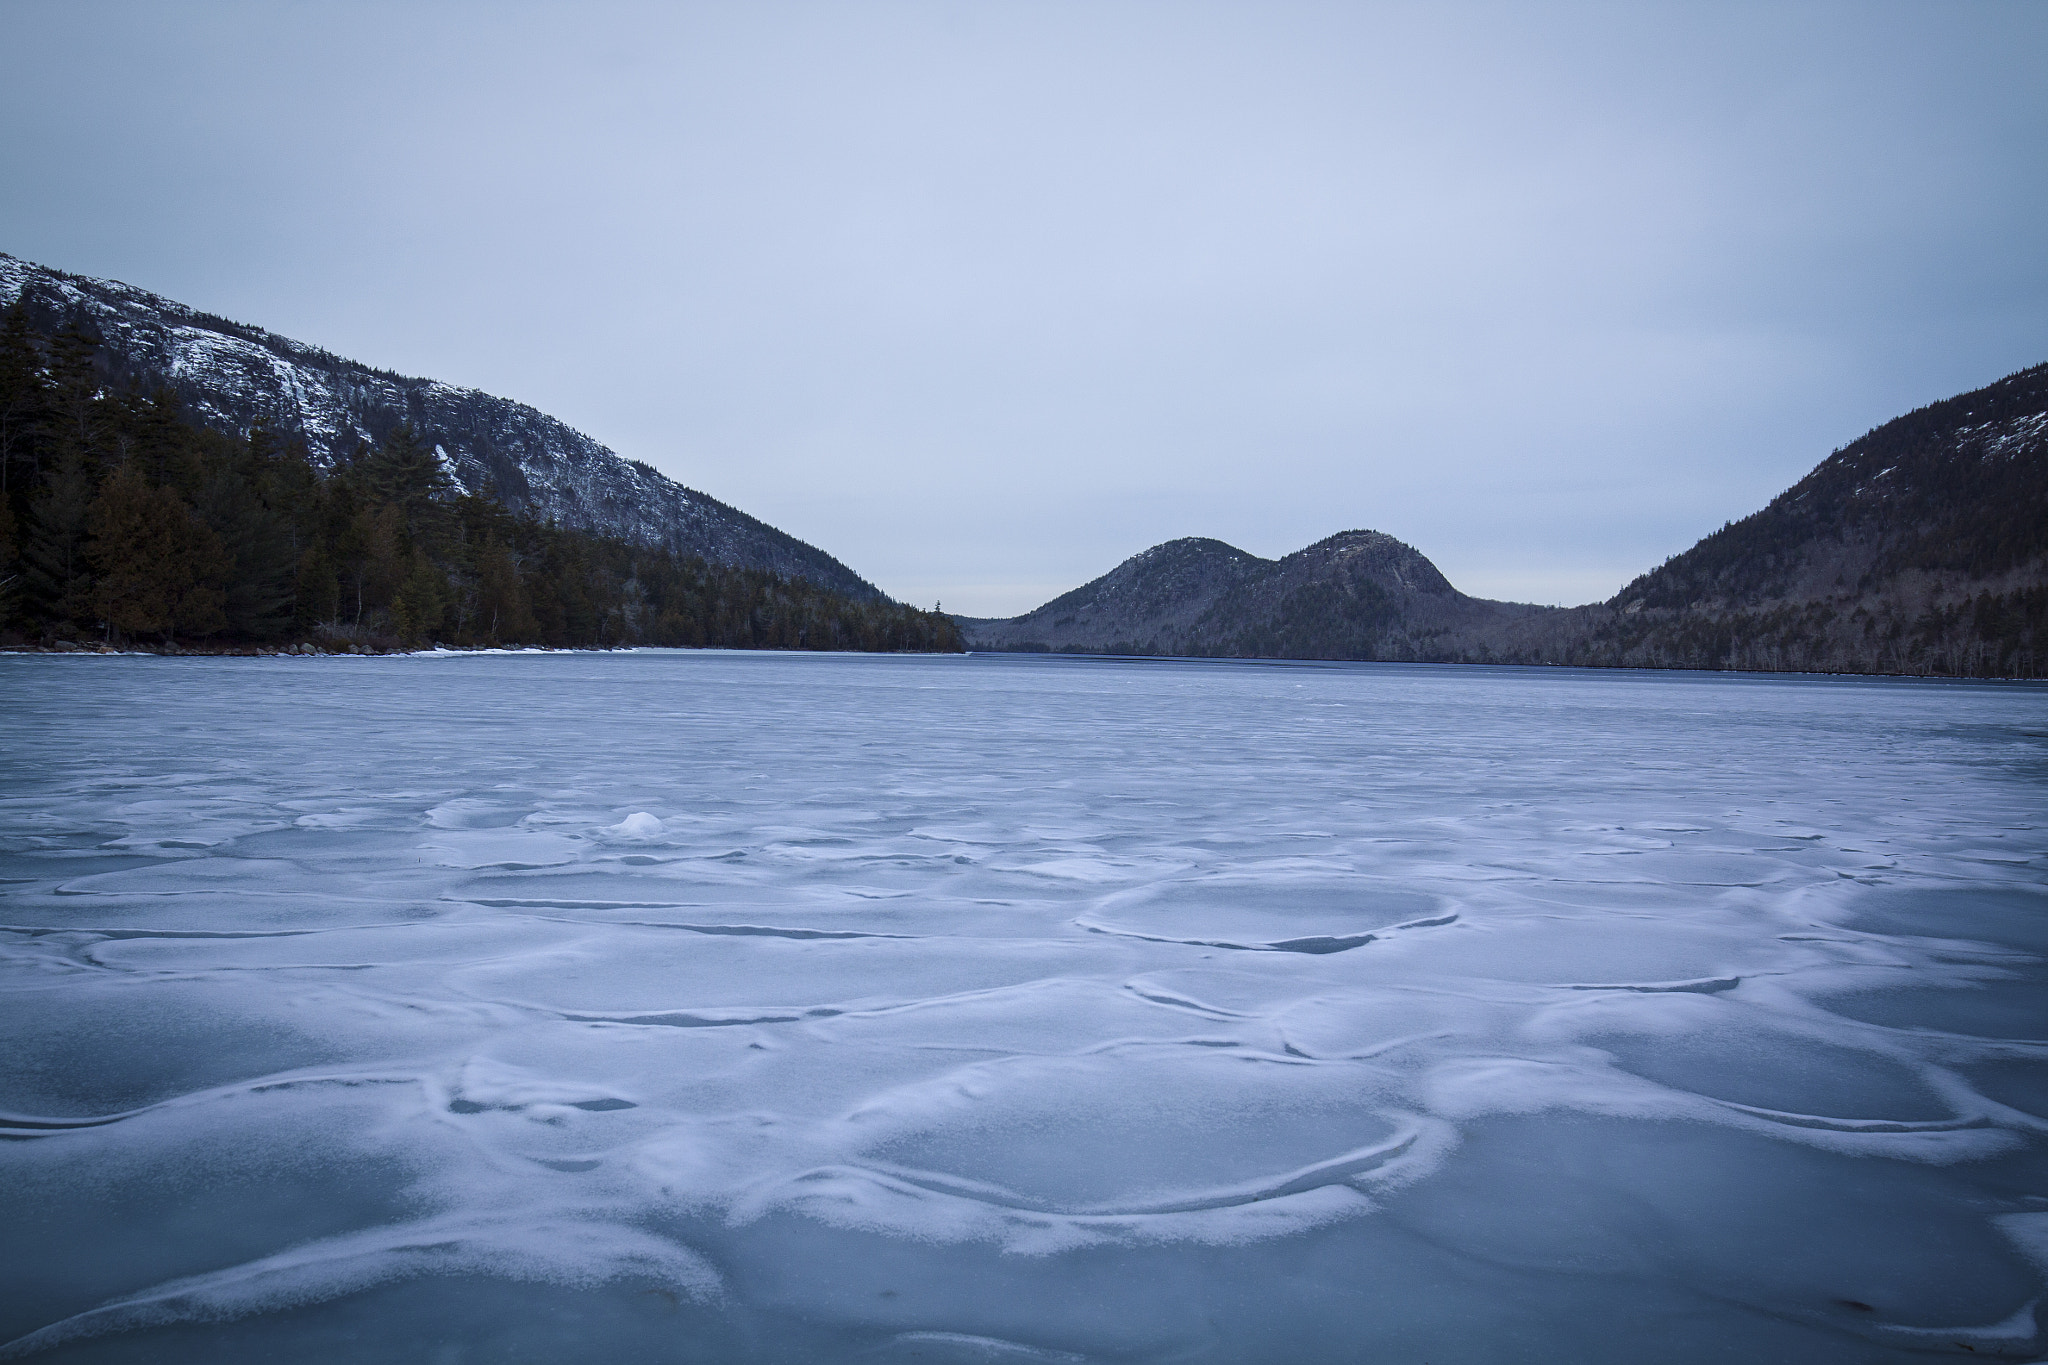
[1,651,2044,1363]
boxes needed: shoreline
[5,641,2042,683]
[0,642,637,658]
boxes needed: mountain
[963,363,2048,677]
[0,253,881,600]
[1584,361,2048,675]
[958,537,1269,652]
[959,531,1557,660]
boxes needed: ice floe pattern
[1,652,2044,1365]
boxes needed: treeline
[0,304,961,653]
[1567,588,2048,679]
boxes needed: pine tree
[473,538,534,643]
[0,301,45,504]
[359,424,452,547]
[86,463,229,642]
[21,450,98,631]
[335,503,405,628]
[196,465,297,638]
[0,498,19,628]
[266,437,327,551]
[391,551,449,645]
[128,387,189,488]
[42,322,107,469]
[294,543,340,631]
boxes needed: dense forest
[0,304,961,655]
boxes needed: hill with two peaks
[0,253,881,600]
[957,530,1552,659]
[962,362,2048,676]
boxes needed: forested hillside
[0,253,883,600]
[961,364,2047,677]
[0,304,960,654]
[1580,362,2048,676]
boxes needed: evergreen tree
[0,301,45,504]
[294,543,340,630]
[86,463,229,642]
[337,503,405,627]
[42,322,108,468]
[391,552,449,644]
[21,450,98,631]
[473,537,534,642]
[358,425,451,546]
[196,465,297,638]
[0,498,18,628]
[266,436,327,550]
[127,387,189,488]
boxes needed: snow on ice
[0,650,2044,1363]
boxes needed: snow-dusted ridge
[0,253,882,600]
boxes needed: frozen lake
[2,649,2045,1364]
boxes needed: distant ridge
[963,363,2048,677]
[958,530,1554,660]
[0,253,883,600]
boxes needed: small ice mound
[607,812,666,840]
[291,809,381,830]
[425,797,530,830]
[439,1058,638,1127]
[1082,875,1443,954]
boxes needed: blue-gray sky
[3,1,2044,614]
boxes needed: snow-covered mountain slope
[0,253,882,600]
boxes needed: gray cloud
[4,0,2043,612]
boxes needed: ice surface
[1,651,2044,1363]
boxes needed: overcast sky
[4,1,2043,614]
